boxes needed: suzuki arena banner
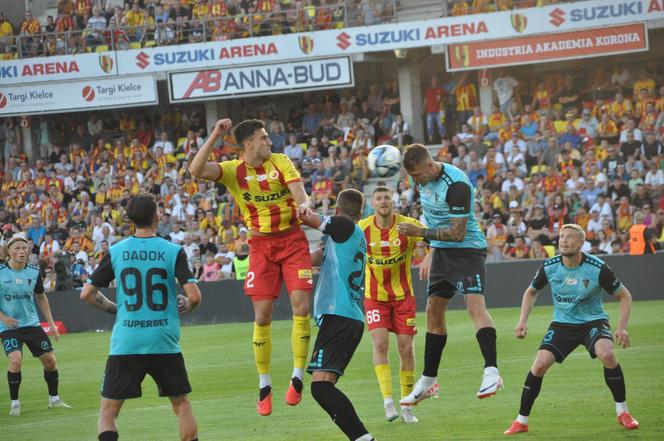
[0,75,157,116]
[0,52,117,85]
[169,57,353,102]
[447,22,648,71]
[114,0,664,75]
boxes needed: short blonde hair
[560,224,586,241]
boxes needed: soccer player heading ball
[397,144,502,405]
[504,224,639,435]
[81,194,202,441]
[0,234,70,416]
[190,119,313,416]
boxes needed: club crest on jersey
[565,278,578,286]
[583,279,590,288]
[268,170,279,180]
[393,238,401,247]
[3,294,10,301]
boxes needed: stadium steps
[396,0,446,23]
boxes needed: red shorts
[364,296,417,335]
[245,228,313,301]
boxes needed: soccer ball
[367,145,402,178]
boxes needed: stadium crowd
[0,59,662,290]
[0,0,583,58]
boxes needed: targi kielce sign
[447,22,648,71]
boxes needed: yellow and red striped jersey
[358,214,425,302]
[217,153,301,234]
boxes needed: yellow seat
[144,40,157,47]
[95,45,109,52]
[129,42,141,49]
[530,165,547,176]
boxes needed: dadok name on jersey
[358,214,424,302]
[217,153,301,234]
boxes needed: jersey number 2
[120,268,168,312]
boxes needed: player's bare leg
[39,352,70,409]
[170,395,199,441]
[594,339,638,430]
[504,350,555,435]
[369,328,398,421]
[253,299,274,415]
[98,398,123,441]
[401,296,447,406]
[286,289,311,406]
[466,294,502,398]
[396,333,418,422]
[7,351,22,416]
[311,371,375,440]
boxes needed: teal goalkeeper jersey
[0,264,44,333]
[90,236,198,355]
[314,216,367,325]
[530,253,623,324]
[418,163,487,250]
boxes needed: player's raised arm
[189,118,232,181]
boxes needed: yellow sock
[291,315,311,374]
[400,370,415,398]
[253,322,272,375]
[374,364,393,400]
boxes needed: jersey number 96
[120,268,169,312]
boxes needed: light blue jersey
[418,163,487,249]
[313,216,367,325]
[531,253,623,324]
[0,264,43,333]
[90,237,197,355]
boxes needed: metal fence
[1,0,399,59]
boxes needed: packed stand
[0,0,396,58]
[443,0,576,17]
[419,63,663,261]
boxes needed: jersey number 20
[120,268,168,312]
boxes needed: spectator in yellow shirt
[633,69,656,98]
[124,2,144,40]
[451,0,469,16]
[0,13,14,50]
[192,0,210,19]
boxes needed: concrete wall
[47,253,663,333]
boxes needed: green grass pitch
[2,300,663,440]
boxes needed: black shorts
[539,320,613,363]
[101,353,192,400]
[1,326,53,357]
[427,248,487,298]
[307,315,364,377]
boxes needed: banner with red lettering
[0,52,117,85]
[446,23,648,71]
[169,57,353,102]
[41,321,68,335]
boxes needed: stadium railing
[2,1,399,59]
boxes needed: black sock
[259,385,271,401]
[311,381,368,441]
[8,371,21,401]
[44,369,59,396]
[98,431,119,441]
[291,376,303,393]
[476,327,497,368]
[519,371,543,417]
[423,332,447,377]
[604,364,626,403]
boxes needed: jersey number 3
[120,268,168,312]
